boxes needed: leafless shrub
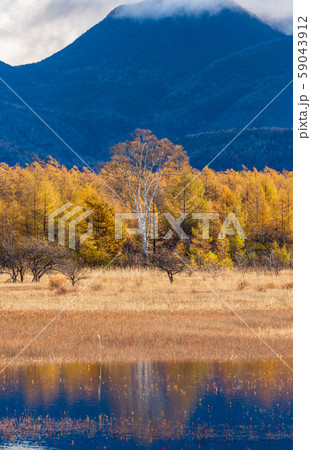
[58,258,88,286]
[0,234,27,283]
[21,238,67,282]
[150,249,186,284]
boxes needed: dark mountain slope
[0,2,293,170]
[177,128,293,171]
[152,37,292,134]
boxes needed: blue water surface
[0,360,292,449]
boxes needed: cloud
[0,0,137,66]
[0,0,292,66]
[115,0,293,33]
[237,0,292,33]
[114,0,233,19]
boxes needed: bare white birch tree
[104,129,186,263]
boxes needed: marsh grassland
[0,269,292,365]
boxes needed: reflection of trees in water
[92,360,204,426]
[0,360,292,445]
[218,360,293,407]
[1,360,292,424]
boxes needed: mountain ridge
[0,1,293,170]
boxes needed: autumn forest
[0,130,293,282]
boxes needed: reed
[0,269,292,364]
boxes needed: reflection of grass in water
[0,269,292,365]
[0,415,293,445]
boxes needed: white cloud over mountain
[115,0,233,18]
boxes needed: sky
[0,0,293,66]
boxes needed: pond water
[0,360,292,449]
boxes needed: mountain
[0,1,293,170]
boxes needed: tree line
[0,130,292,282]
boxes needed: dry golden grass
[0,269,292,364]
[0,268,293,312]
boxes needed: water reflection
[0,360,292,449]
